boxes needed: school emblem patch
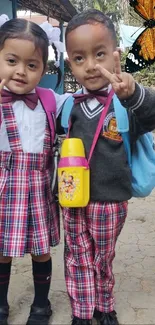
[102,112,122,142]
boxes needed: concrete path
[8,190,155,324]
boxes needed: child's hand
[95,51,135,100]
[0,79,6,103]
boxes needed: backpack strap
[61,90,129,132]
[61,89,132,166]
[36,87,56,144]
[113,94,131,167]
[113,94,129,132]
[61,89,82,132]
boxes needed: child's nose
[17,64,26,75]
[85,58,95,72]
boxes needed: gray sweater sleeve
[120,83,155,134]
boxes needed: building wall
[0,0,12,18]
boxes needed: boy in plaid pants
[62,9,155,325]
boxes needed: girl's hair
[52,42,62,89]
[65,9,117,47]
[0,18,61,88]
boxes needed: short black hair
[65,9,117,48]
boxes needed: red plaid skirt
[0,103,60,257]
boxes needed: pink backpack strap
[88,89,114,163]
[36,87,56,144]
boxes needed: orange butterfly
[125,0,155,73]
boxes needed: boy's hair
[65,9,117,47]
[0,18,61,88]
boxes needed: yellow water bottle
[58,138,90,207]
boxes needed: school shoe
[26,300,52,325]
[93,309,119,325]
[0,305,9,325]
[71,316,92,325]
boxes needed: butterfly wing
[125,0,155,72]
[125,27,155,72]
[130,0,155,20]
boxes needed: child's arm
[120,84,155,133]
[49,89,71,118]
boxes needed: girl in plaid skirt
[0,17,69,325]
[62,9,155,325]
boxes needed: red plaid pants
[63,201,128,319]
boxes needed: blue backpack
[61,90,155,198]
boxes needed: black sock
[0,261,12,306]
[32,258,52,307]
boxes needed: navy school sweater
[69,83,155,202]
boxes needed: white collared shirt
[0,88,70,153]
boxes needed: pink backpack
[36,87,56,145]
[36,87,59,194]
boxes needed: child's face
[66,23,116,91]
[0,38,44,94]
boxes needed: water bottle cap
[61,138,85,157]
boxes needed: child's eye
[96,52,105,58]
[74,56,84,63]
[7,59,16,64]
[28,63,36,69]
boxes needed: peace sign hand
[0,79,6,103]
[96,51,135,100]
